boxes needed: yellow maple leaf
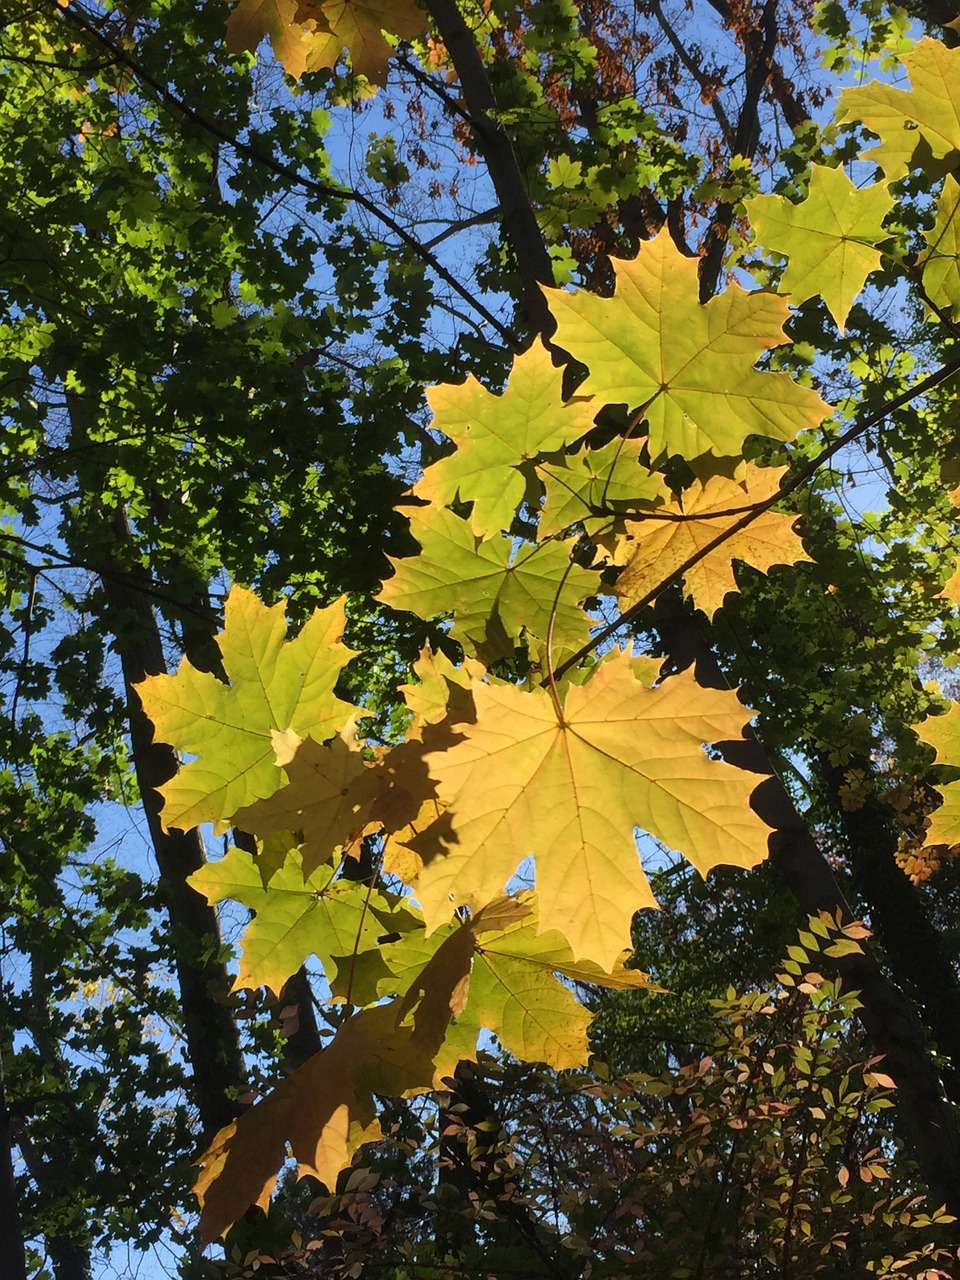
[298,0,426,82]
[417,650,771,967]
[838,39,960,182]
[399,645,485,736]
[233,730,379,877]
[225,0,424,82]
[915,703,960,847]
[137,586,361,833]
[413,344,596,539]
[920,172,960,318]
[605,462,810,619]
[546,227,830,464]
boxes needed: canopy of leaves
[547,228,831,463]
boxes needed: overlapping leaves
[225,0,426,82]
[137,195,840,1236]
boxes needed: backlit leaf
[378,506,597,663]
[838,39,960,181]
[137,587,361,833]
[915,703,960,846]
[414,345,596,538]
[605,462,810,619]
[417,650,771,966]
[746,164,893,332]
[920,173,960,317]
[225,0,425,82]
[536,437,670,538]
[546,227,830,464]
[233,730,380,877]
[225,0,325,80]
[189,844,418,1002]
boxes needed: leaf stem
[344,877,377,1009]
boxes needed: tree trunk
[95,506,246,1141]
[62,389,245,1143]
[0,1040,28,1280]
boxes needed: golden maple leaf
[225,0,426,83]
[415,649,771,967]
[605,462,810,619]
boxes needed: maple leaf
[838,39,960,181]
[137,586,361,833]
[604,462,810,619]
[546,227,830,464]
[233,730,380,877]
[195,990,451,1242]
[915,703,960,846]
[296,0,426,82]
[372,893,654,1079]
[377,505,597,663]
[225,0,424,82]
[745,165,893,332]
[415,650,771,966]
[431,903,657,1078]
[225,0,325,81]
[920,173,960,317]
[413,345,596,539]
[399,645,485,734]
[940,555,960,604]
[194,903,502,1239]
[536,437,670,539]
[190,844,419,1003]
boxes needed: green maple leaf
[838,39,960,182]
[373,894,654,1077]
[137,586,361,832]
[432,900,657,1076]
[415,650,771,966]
[915,703,960,847]
[746,164,893,332]
[546,227,830,464]
[378,506,597,663]
[921,173,960,317]
[536,437,670,538]
[414,344,596,538]
[190,843,420,1002]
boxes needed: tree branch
[422,0,557,336]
